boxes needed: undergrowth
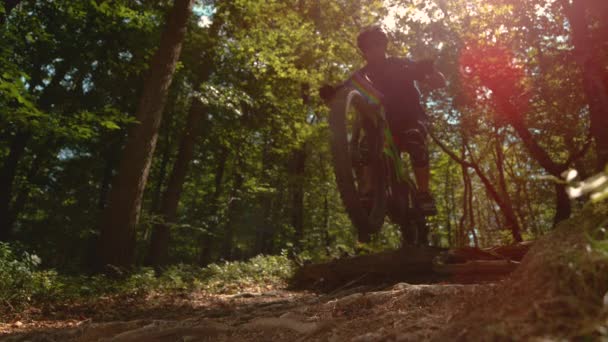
[0,248,294,318]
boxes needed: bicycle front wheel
[328,87,387,243]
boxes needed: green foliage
[200,254,295,293]
[0,243,57,307]
[1,0,161,137]
[0,250,294,313]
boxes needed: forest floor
[1,260,606,341]
[2,205,608,341]
[0,279,499,341]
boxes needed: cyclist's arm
[319,69,372,104]
[407,59,446,90]
[319,80,351,103]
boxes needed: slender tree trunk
[493,131,523,241]
[289,146,307,249]
[148,100,206,268]
[150,110,175,213]
[198,147,228,265]
[221,172,244,260]
[477,200,492,246]
[96,0,194,270]
[0,131,30,241]
[459,163,470,248]
[470,161,523,242]
[254,138,274,256]
[88,139,123,270]
[554,184,571,224]
[254,195,274,255]
[434,133,523,242]
[494,133,510,208]
[322,193,331,253]
[492,94,571,223]
[6,151,43,230]
[317,153,332,256]
[443,165,452,247]
[467,178,478,248]
[98,139,122,211]
[522,182,540,237]
[449,165,458,247]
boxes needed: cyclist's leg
[395,125,429,184]
[396,124,437,215]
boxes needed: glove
[417,59,435,76]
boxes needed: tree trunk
[493,131,523,241]
[433,133,523,242]
[198,147,229,265]
[470,161,523,242]
[148,100,206,268]
[150,110,175,214]
[254,195,275,256]
[553,184,571,225]
[458,157,470,248]
[0,131,30,241]
[289,146,307,249]
[566,0,608,171]
[492,95,571,224]
[443,164,454,247]
[468,186,479,248]
[98,138,122,211]
[221,172,244,260]
[253,138,275,256]
[96,0,194,270]
[6,151,43,231]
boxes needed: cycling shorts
[392,122,429,168]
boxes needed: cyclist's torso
[359,57,426,131]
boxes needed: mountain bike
[326,81,429,246]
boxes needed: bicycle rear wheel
[328,87,387,242]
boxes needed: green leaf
[100,120,121,130]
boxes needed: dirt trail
[4,204,608,341]
[1,282,489,341]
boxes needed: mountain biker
[320,26,446,216]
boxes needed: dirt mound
[435,203,608,341]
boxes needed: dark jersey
[359,57,431,131]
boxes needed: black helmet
[357,26,388,52]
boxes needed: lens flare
[458,42,528,117]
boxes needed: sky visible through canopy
[194,3,215,27]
